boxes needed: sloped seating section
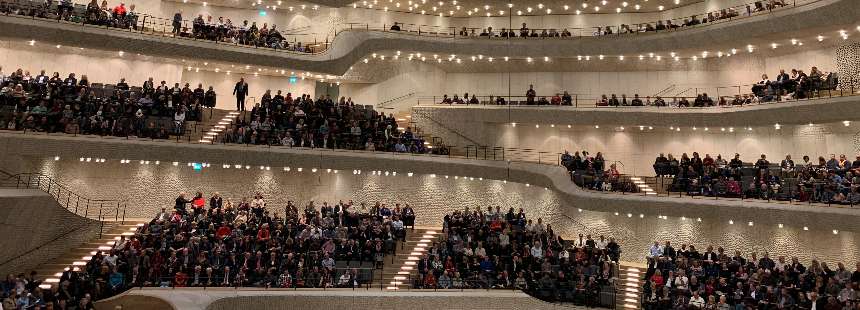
[0,70,210,138]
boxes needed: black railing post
[98,204,103,238]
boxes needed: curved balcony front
[0,0,854,75]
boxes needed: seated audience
[642,242,857,310]
[429,207,620,306]
[0,69,207,138]
[5,194,417,308]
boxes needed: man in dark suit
[775,69,791,94]
[233,78,248,111]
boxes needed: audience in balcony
[0,0,316,53]
[642,241,858,310]
[0,68,206,137]
[220,90,429,154]
[753,67,838,101]
[437,64,837,108]
[418,207,620,306]
[451,2,786,40]
[653,151,860,203]
[561,150,639,193]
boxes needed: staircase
[629,177,657,195]
[198,109,241,143]
[652,84,677,98]
[377,92,417,112]
[393,112,440,150]
[616,263,646,309]
[410,111,482,148]
[35,220,148,289]
[379,227,442,290]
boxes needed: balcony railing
[0,172,128,231]
[0,0,820,59]
[415,78,855,109]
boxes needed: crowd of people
[642,241,860,310]
[1,193,418,309]
[752,67,839,102]
[220,88,431,153]
[412,207,620,306]
[1,0,140,29]
[424,1,787,39]
[0,68,211,137]
[437,88,576,106]
[561,147,860,204]
[1,0,796,55]
[184,14,316,53]
[0,0,317,53]
[653,152,860,204]
[561,150,639,193]
[437,66,839,108]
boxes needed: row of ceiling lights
[351,0,681,16]
[361,30,854,64]
[212,0,322,11]
[509,121,850,131]
[58,156,517,183]
[22,26,857,85]
[58,155,845,234]
[597,209,841,234]
[24,39,344,83]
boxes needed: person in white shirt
[280,134,294,146]
[251,195,265,209]
[173,108,186,134]
[475,243,487,257]
[774,256,787,272]
[534,218,546,234]
[596,235,608,250]
[498,231,510,249]
[524,220,535,233]
[391,218,404,230]
[338,273,352,287]
[674,270,689,291]
[649,241,664,258]
[155,207,170,222]
[689,291,705,308]
[391,216,405,241]
[530,241,544,259]
[463,246,474,257]
[559,248,570,260]
[104,253,118,267]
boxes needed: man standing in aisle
[525,84,536,105]
[233,77,248,111]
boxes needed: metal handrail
[0,172,128,231]
[415,78,851,108]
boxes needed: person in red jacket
[256,223,271,247]
[112,3,126,17]
[216,224,232,239]
[191,192,205,216]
